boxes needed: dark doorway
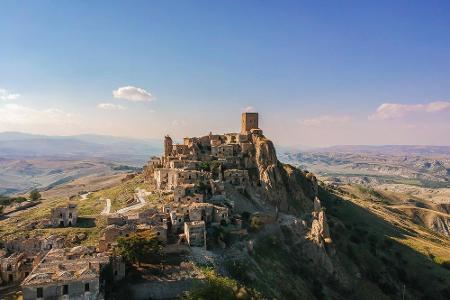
[63,284,68,295]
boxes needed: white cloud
[113,86,153,102]
[243,106,254,112]
[0,103,73,125]
[425,101,450,112]
[369,101,450,120]
[299,115,351,127]
[97,103,125,110]
[0,88,20,101]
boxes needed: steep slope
[318,185,450,299]
[207,135,450,299]
[210,134,341,299]
[177,133,447,299]
[218,182,450,299]
[251,134,317,214]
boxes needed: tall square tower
[241,112,259,133]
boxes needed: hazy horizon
[2,130,450,149]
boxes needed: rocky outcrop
[250,133,336,274]
[432,216,450,237]
[251,133,317,215]
[310,197,332,246]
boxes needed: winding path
[116,189,147,214]
[101,198,111,215]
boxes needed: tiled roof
[22,247,109,287]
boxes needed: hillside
[2,174,449,299]
[215,182,450,299]
[1,129,449,299]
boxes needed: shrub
[312,279,325,300]
[29,189,42,201]
[241,211,251,220]
[225,260,251,284]
[117,231,162,266]
[378,280,397,295]
[441,261,450,270]
[250,216,264,232]
[350,234,362,244]
[186,268,264,300]
[199,162,210,171]
[441,286,450,298]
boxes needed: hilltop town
[1,113,449,300]
[0,112,332,299]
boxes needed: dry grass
[339,184,450,263]
[0,174,136,246]
[88,174,153,213]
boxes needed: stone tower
[164,135,173,157]
[241,112,259,134]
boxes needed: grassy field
[0,174,153,247]
[336,184,450,261]
[0,196,107,247]
[88,174,154,213]
[320,184,450,299]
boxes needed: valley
[280,145,450,187]
[0,132,161,196]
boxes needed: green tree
[199,161,210,171]
[0,196,12,206]
[29,189,42,201]
[250,216,264,232]
[0,205,4,215]
[186,268,264,300]
[116,231,162,266]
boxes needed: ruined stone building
[167,169,211,190]
[184,221,206,248]
[50,203,78,227]
[4,237,42,256]
[170,211,186,233]
[21,247,122,300]
[98,224,135,252]
[223,169,249,189]
[177,193,204,203]
[4,234,65,256]
[241,112,259,134]
[0,252,31,285]
[187,202,229,224]
[211,144,236,158]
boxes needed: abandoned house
[50,203,78,227]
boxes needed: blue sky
[1,0,450,146]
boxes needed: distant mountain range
[304,145,450,156]
[0,132,164,195]
[0,132,162,163]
